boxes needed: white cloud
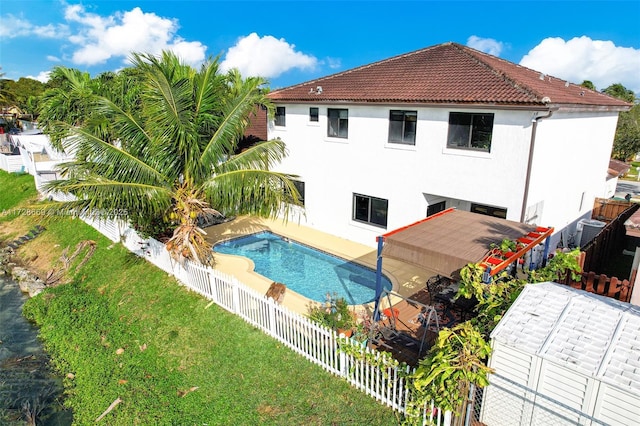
[324,57,342,70]
[0,15,68,39]
[47,55,61,62]
[520,36,640,93]
[467,36,504,56]
[220,33,317,79]
[64,5,206,67]
[26,71,51,83]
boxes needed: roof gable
[269,42,630,109]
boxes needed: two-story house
[266,42,630,249]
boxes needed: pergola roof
[380,208,553,279]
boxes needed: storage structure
[481,282,640,425]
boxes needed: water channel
[0,275,72,425]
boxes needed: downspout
[373,236,384,321]
[520,108,555,222]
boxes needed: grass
[1,172,401,425]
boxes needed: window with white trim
[447,112,494,152]
[309,107,319,122]
[328,108,348,138]
[275,107,286,127]
[388,110,417,145]
[353,193,388,227]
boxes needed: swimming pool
[213,231,392,304]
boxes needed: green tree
[0,76,45,113]
[603,83,636,103]
[580,80,596,91]
[42,51,300,264]
[38,67,108,148]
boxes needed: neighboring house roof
[491,282,640,396]
[269,42,630,110]
[609,159,631,177]
[243,106,268,141]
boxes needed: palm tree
[43,51,300,264]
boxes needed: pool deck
[203,215,440,316]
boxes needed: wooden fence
[561,251,633,302]
[557,200,640,303]
[581,202,639,275]
[592,197,635,222]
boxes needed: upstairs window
[309,107,319,122]
[275,106,286,127]
[353,193,388,228]
[447,112,494,152]
[328,108,348,138]
[388,110,417,145]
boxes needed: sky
[1,0,640,94]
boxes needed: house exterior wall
[525,112,620,234]
[269,103,617,247]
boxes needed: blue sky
[2,1,640,93]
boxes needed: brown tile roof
[268,42,631,109]
[608,159,630,177]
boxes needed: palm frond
[59,126,170,187]
[198,74,271,178]
[203,169,301,218]
[43,178,173,220]
[217,139,288,173]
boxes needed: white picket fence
[42,191,451,425]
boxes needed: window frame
[470,203,507,219]
[327,108,348,139]
[446,112,494,152]
[309,107,319,123]
[388,110,417,145]
[352,193,388,228]
[292,180,305,206]
[275,106,286,127]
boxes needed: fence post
[339,335,348,378]
[267,297,277,338]
[232,279,240,315]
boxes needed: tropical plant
[40,51,301,264]
[405,248,583,425]
[411,322,492,426]
[307,293,357,331]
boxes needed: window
[309,107,319,122]
[353,194,388,227]
[275,106,286,127]
[284,180,305,206]
[470,203,507,219]
[447,112,494,151]
[328,108,348,138]
[293,180,305,206]
[427,201,446,217]
[388,110,417,144]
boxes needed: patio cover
[380,208,540,279]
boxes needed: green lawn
[0,170,38,211]
[0,171,400,425]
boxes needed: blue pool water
[213,232,392,304]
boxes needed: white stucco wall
[525,111,619,233]
[269,103,618,248]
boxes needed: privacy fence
[67,204,451,425]
[565,201,640,302]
